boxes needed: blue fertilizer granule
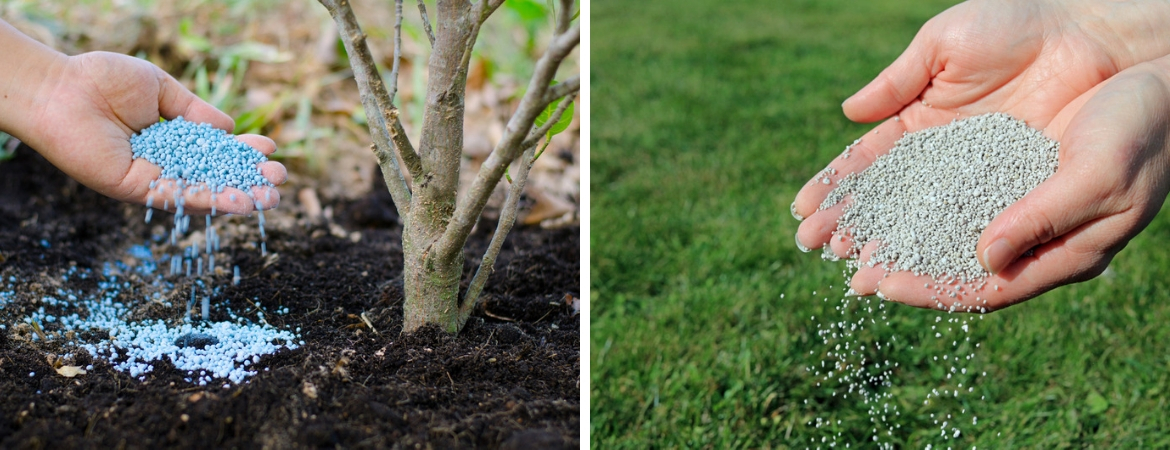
[130,117,272,193]
[0,118,286,386]
[131,117,270,287]
[6,253,299,386]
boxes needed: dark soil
[0,147,580,449]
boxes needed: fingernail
[982,238,1016,274]
[790,202,804,221]
[795,235,811,253]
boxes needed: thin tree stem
[544,75,579,104]
[459,0,506,81]
[389,0,404,104]
[556,0,573,34]
[460,144,538,322]
[435,24,579,265]
[521,96,576,151]
[417,0,436,46]
[384,0,423,178]
[319,0,414,215]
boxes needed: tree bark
[401,0,476,333]
[402,233,464,333]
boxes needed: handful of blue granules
[130,116,271,193]
[5,118,290,389]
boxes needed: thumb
[153,65,234,132]
[976,168,1103,274]
[842,30,936,123]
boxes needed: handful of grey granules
[819,112,1059,282]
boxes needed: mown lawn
[590,0,1170,447]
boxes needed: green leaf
[536,82,575,138]
[177,18,212,53]
[505,0,547,22]
[0,132,14,162]
[218,41,293,64]
[234,95,286,134]
[1086,389,1109,415]
[545,0,557,27]
[549,100,573,136]
[194,65,210,101]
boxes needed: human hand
[26,51,285,215]
[857,59,1170,311]
[793,0,1170,308]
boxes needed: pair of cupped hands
[794,0,1170,311]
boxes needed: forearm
[0,19,68,142]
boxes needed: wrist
[0,20,69,143]
[1069,0,1170,69]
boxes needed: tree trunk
[402,0,474,334]
[402,215,465,333]
[318,0,579,335]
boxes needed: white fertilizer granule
[819,113,1059,282]
[801,112,1057,447]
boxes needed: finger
[793,118,907,218]
[157,183,250,216]
[984,215,1121,302]
[851,238,990,312]
[258,161,287,186]
[144,179,258,216]
[215,189,261,215]
[875,212,1123,312]
[827,227,856,260]
[903,215,1119,312]
[975,81,1150,275]
[975,165,1106,274]
[236,134,277,156]
[870,270,959,308]
[117,158,165,204]
[849,241,884,295]
[250,185,281,210]
[797,201,846,252]
[842,29,937,123]
[154,67,234,132]
[194,188,255,216]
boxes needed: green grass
[590,0,1170,447]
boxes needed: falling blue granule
[17,247,299,386]
[130,117,272,193]
[128,245,153,260]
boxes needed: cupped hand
[792,0,1170,309]
[863,59,1170,311]
[29,51,286,215]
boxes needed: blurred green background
[591,0,1170,447]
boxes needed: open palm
[793,0,1170,309]
[29,51,285,215]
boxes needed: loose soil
[0,147,580,449]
